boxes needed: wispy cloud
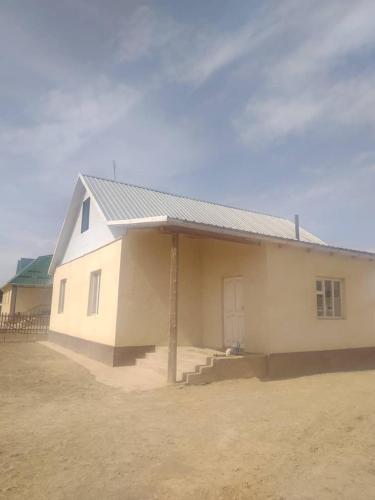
[273,1,375,82]
[234,0,375,147]
[1,79,138,168]
[236,92,323,146]
[114,4,279,86]
[115,5,180,63]
[237,75,375,145]
[166,21,275,86]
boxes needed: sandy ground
[38,342,168,392]
[1,343,375,500]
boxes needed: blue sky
[1,0,375,284]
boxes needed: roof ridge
[81,173,295,224]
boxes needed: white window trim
[316,277,344,320]
[57,279,66,314]
[81,197,90,233]
[87,270,101,316]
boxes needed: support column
[167,232,179,383]
[10,285,17,315]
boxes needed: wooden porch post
[168,232,179,383]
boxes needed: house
[1,255,53,315]
[48,174,375,379]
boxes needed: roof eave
[108,215,168,227]
[7,283,52,288]
[108,217,375,260]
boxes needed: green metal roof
[3,255,53,288]
[16,258,34,274]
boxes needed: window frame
[81,197,90,233]
[316,277,344,320]
[57,278,67,314]
[87,270,101,316]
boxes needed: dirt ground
[1,343,375,500]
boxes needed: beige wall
[116,230,268,351]
[1,285,13,314]
[116,231,375,353]
[115,230,170,346]
[1,285,51,314]
[264,244,375,353]
[15,286,52,313]
[116,230,204,347]
[50,239,122,345]
[178,236,203,346]
[200,238,268,352]
[49,227,375,354]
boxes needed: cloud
[236,75,375,145]
[236,92,323,146]
[234,0,375,147]
[271,1,375,83]
[68,105,209,188]
[0,78,139,168]
[114,4,281,86]
[166,23,274,86]
[115,5,180,63]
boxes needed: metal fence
[0,313,50,340]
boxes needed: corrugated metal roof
[3,255,53,288]
[82,174,325,245]
[16,258,34,274]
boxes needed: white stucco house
[48,174,375,379]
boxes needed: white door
[223,277,245,348]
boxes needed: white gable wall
[62,188,124,265]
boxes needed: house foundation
[48,331,155,367]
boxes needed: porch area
[49,227,270,382]
[115,228,269,382]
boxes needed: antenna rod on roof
[295,214,300,241]
[113,160,117,181]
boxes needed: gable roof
[50,173,375,274]
[3,255,53,289]
[82,174,325,245]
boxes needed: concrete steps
[136,346,223,382]
[184,354,268,385]
[135,347,267,385]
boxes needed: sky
[1,0,375,284]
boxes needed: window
[81,197,90,233]
[58,279,66,314]
[316,278,343,319]
[88,270,101,315]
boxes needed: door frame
[221,275,244,349]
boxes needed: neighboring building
[48,174,375,377]
[1,255,53,315]
[0,290,3,314]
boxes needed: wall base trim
[48,335,375,379]
[267,346,375,379]
[48,331,155,367]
